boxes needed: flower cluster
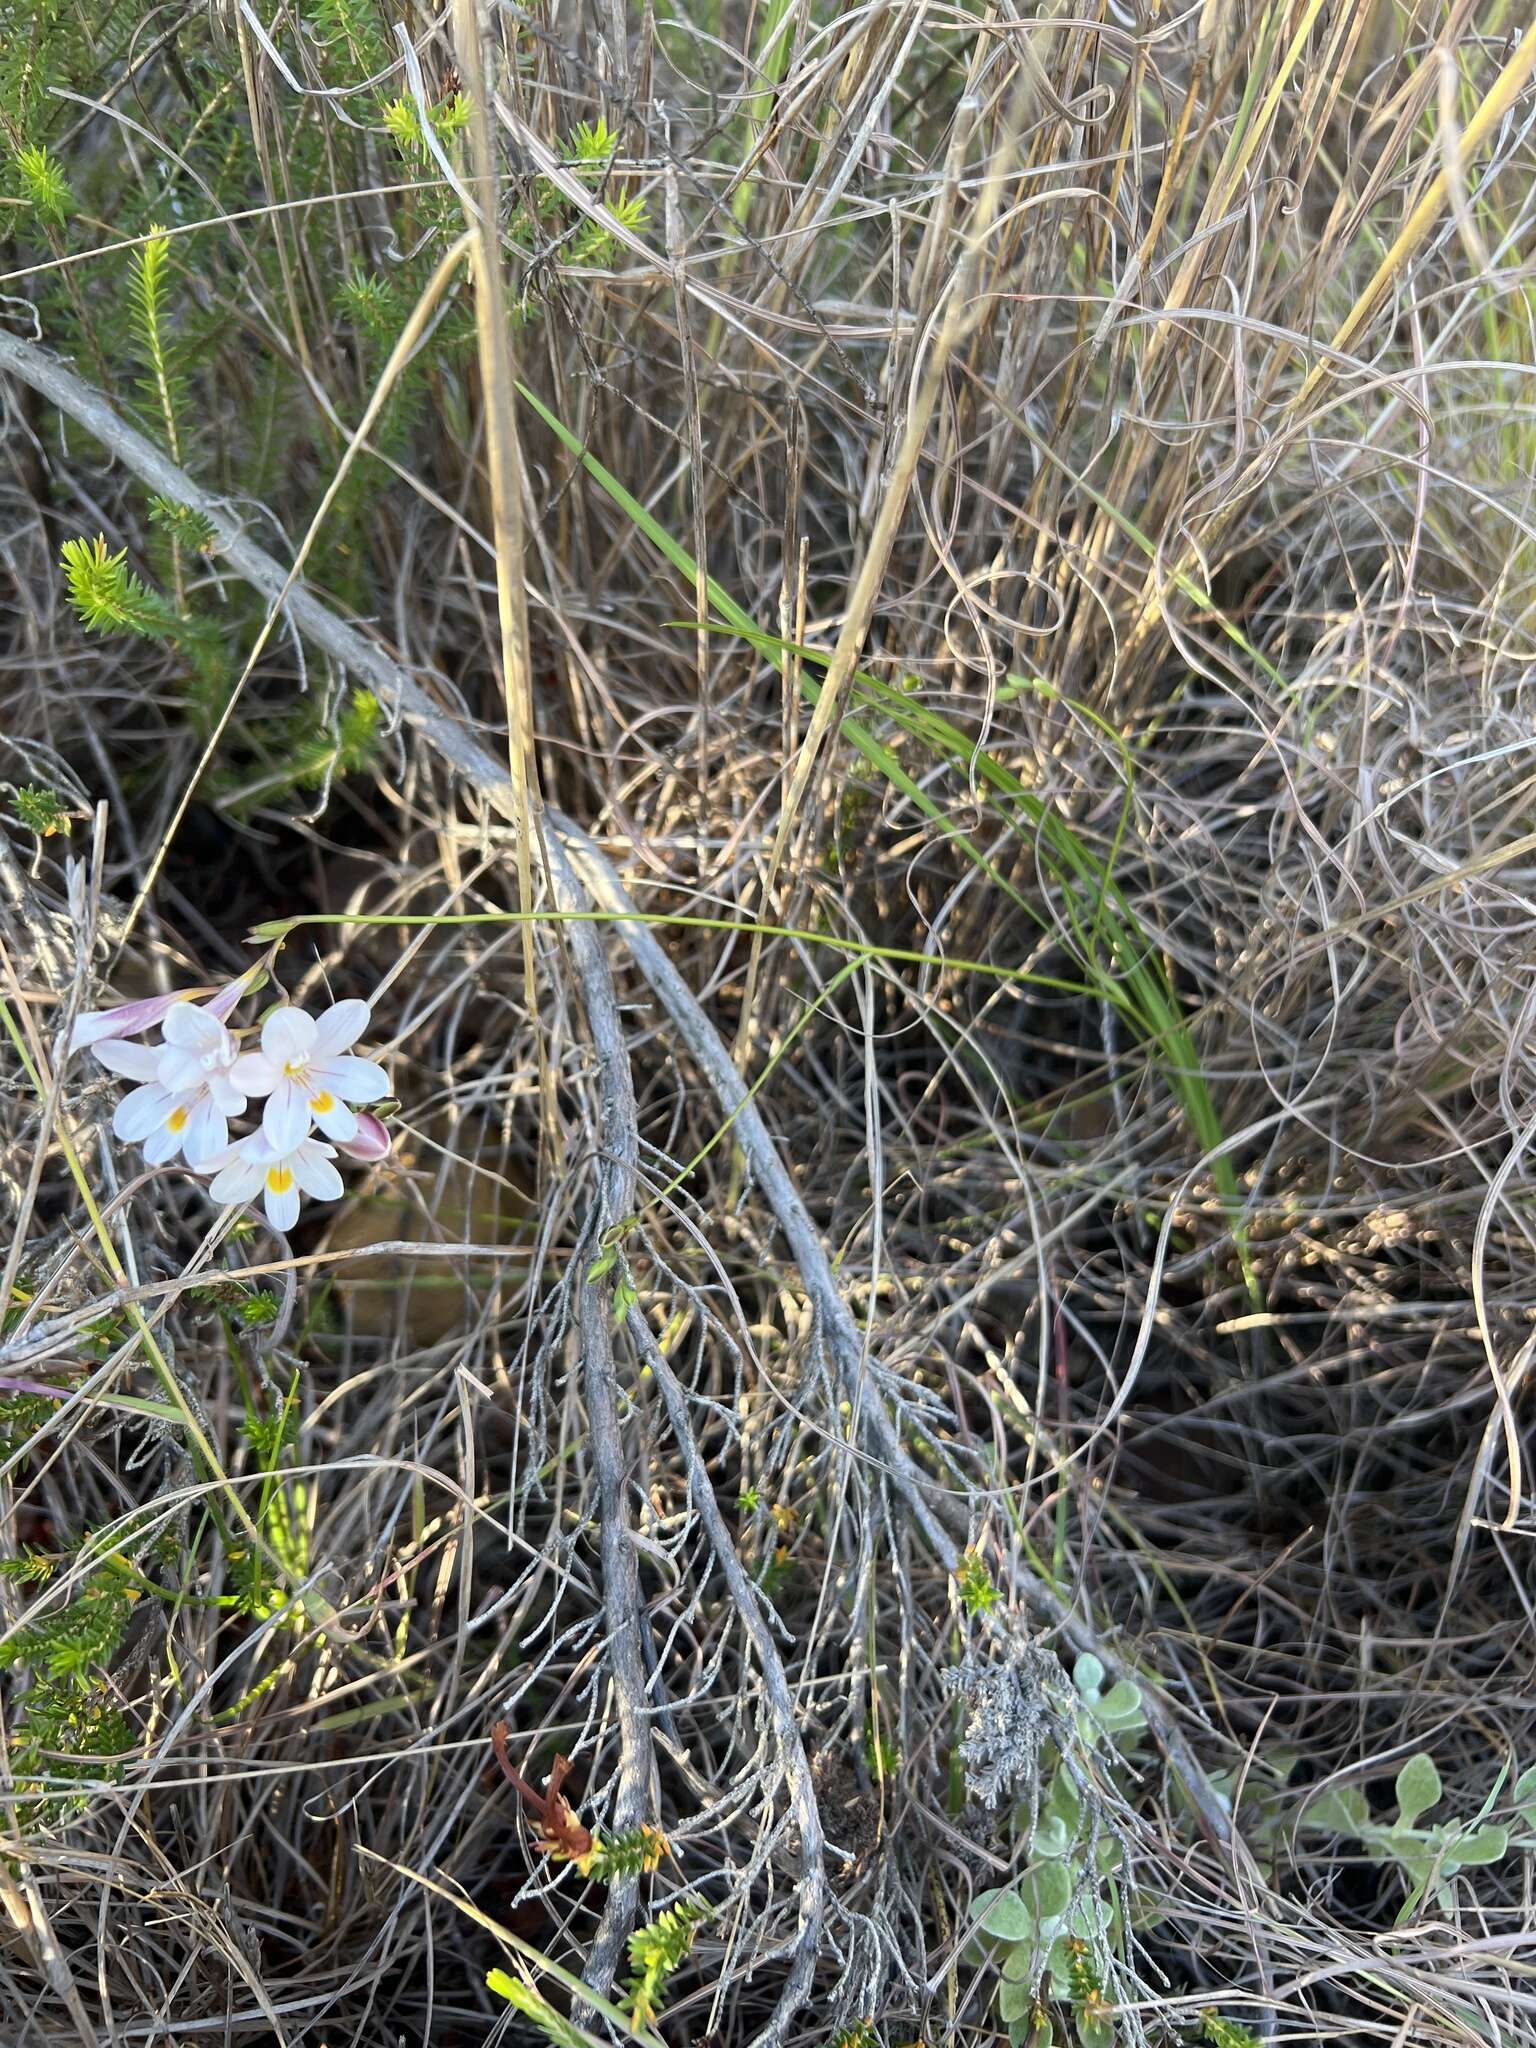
[71,980,390,1231]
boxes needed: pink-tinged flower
[335,1111,392,1164]
[68,989,187,1053]
[97,1040,231,1166]
[231,1001,387,1150]
[69,970,254,1053]
[205,1130,343,1232]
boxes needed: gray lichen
[943,1645,1058,1809]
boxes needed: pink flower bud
[68,990,186,1053]
[335,1112,391,1164]
[206,968,260,1022]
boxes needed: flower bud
[335,1112,391,1164]
[68,990,186,1052]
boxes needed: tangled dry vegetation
[4,2,1536,2044]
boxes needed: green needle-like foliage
[623,1899,709,2027]
[485,1972,588,2047]
[13,142,72,224]
[60,536,180,639]
[1201,2014,1262,2048]
[129,226,184,459]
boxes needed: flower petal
[208,1073,247,1115]
[68,991,184,1052]
[308,1094,358,1145]
[92,1039,163,1081]
[210,1156,264,1204]
[161,1001,222,1050]
[336,1112,391,1164]
[262,1177,301,1232]
[156,1047,206,1094]
[230,1051,280,1096]
[142,1116,185,1166]
[197,1140,245,1174]
[113,1084,171,1143]
[261,1007,316,1065]
[182,1097,228,1167]
[311,999,371,1059]
[291,1146,343,1202]
[262,1077,312,1151]
[312,1054,388,1104]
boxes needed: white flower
[93,1046,238,1176]
[90,995,249,1168]
[96,1053,225,1167]
[205,1130,343,1232]
[231,1001,387,1150]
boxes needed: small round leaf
[1097,1680,1144,1728]
[1072,1652,1105,1700]
[1033,1859,1072,1921]
[1031,1815,1071,1860]
[1046,1769,1082,1833]
[997,1978,1035,2022]
[977,1889,1035,1941]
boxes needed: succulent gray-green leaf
[1076,2013,1113,2048]
[997,1977,1035,2022]
[1046,1768,1081,1833]
[977,1890,1035,1941]
[1097,1679,1143,1728]
[1072,1652,1105,1700]
[1393,1754,1442,1830]
[1002,1941,1037,1981]
[1032,1859,1072,1920]
[1032,1815,1071,1860]
[1093,1833,1124,1876]
[1066,1891,1111,1941]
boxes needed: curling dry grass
[3,2,1536,2044]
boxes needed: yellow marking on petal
[266,1166,295,1194]
[309,1090,335,1114]
[167,1107,189,1133]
